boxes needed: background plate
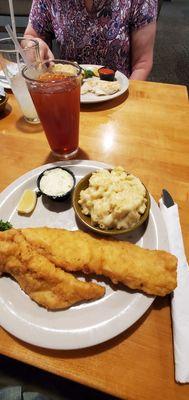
[0,160,169,350]
[80,65,129,104]
[0,70,11,89]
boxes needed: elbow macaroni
[78,167,147,230]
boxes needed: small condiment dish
[72,171,151,236]
[0,92,8,114]
[37,166,76,201]
[98,67,115,81]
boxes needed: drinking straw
[5,24,28,65]
[8,0,17,39]
[7,0,20,65]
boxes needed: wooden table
[0,80,189,400]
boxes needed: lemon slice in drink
[17,189,37,214]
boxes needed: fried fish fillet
[21,227,177,296]
[0,229,105,309]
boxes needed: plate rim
[0,70,11,89]
[0,160,169,350]
[80,64,129,104]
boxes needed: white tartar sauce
[39,168,74,196]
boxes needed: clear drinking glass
[0,37,40,124]
[22,59,81,159]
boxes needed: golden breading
[0,229,105,310]
[21,227,177,296]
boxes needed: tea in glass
[22,60,81,158]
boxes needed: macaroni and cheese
[78,166,147,230]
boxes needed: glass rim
[0,37,39,53]
[22,59,82,84]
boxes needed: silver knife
[162,189,174,208]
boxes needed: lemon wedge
[93,68,99,77]
[17,189,37,214]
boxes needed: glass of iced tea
[22,59,81,159]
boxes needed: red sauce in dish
[99,68,114,74]
[98,67,115,81]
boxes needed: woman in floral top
[25,0,157,79]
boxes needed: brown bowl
[72,171,151,236]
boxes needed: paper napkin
[159,198,189,383]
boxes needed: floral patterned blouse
[29,0,157,77]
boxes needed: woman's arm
[130,21,156,80]
[25,22,54,60]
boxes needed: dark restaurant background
[148,0,189,87]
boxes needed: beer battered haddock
[0,229,105,310]
[21,227,177,296]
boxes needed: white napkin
[159,198,189,383]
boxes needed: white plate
[0,70,11,89]
[80,64,129,104]
[0,160,169,350]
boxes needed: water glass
[0,37,40,124]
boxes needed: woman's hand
[32,37,54,60]
[24,23,54,61]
